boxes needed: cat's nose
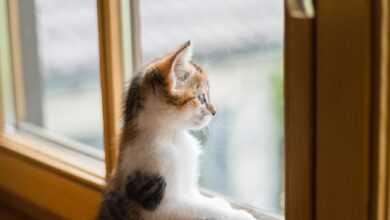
[207,104,216,116]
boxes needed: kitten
[98,41,256,220]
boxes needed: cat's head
[126,41,216,132]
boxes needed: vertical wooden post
[129,0,142,71]
[285,9,316,220]
[371,0,390,219]
[316,0,372,219]
[8,0,26,125]
[0,0,7,133]
[8,0,44,126]
[97,0,124,178]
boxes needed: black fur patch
[97,172,166,220]
[124,75,144,125]
[126,171,167,211]
[96,191,133,220]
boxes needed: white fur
[119,43,256,220]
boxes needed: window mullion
[129,0,142,71]
[316,0,372,219]
[0,62,3,134]
[97,0,124,178]
[7,0,40,127]
[119,0,140,79]
[0,0,6,134]
[372,0,390,219]
[285,9,316,220]
[7,0,24,125]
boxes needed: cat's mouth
[193,116,211,127]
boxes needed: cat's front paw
[210,197,232,209]
[231,210,257,220]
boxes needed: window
[0,0,105,173]
[0,0,108,217]
[5,0,104,151]
[131,0,284,215]
[0,0,105,191]
[31,0,103,148]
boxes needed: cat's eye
[198,94,207,104]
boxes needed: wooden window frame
[0,0,136,219]
[285,0,390,219]
[97,0,124,178]
[371,0,390,219]
[0,0,120,219]
[315,0,375,219]
[285,9,315,220]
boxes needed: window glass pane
[140,0,284,214]
[14,0,103,150]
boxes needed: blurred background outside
[1,0,284,214]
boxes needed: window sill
[0,131,105,188]
[248,209,283,220]
[0,132,105,219]
[202,190,283,220]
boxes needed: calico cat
[97,41,256,220]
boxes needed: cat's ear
[172,40,193,67]
[162,41,193,94]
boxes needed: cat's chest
[162,138,199,174]
[159,134,200,192]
